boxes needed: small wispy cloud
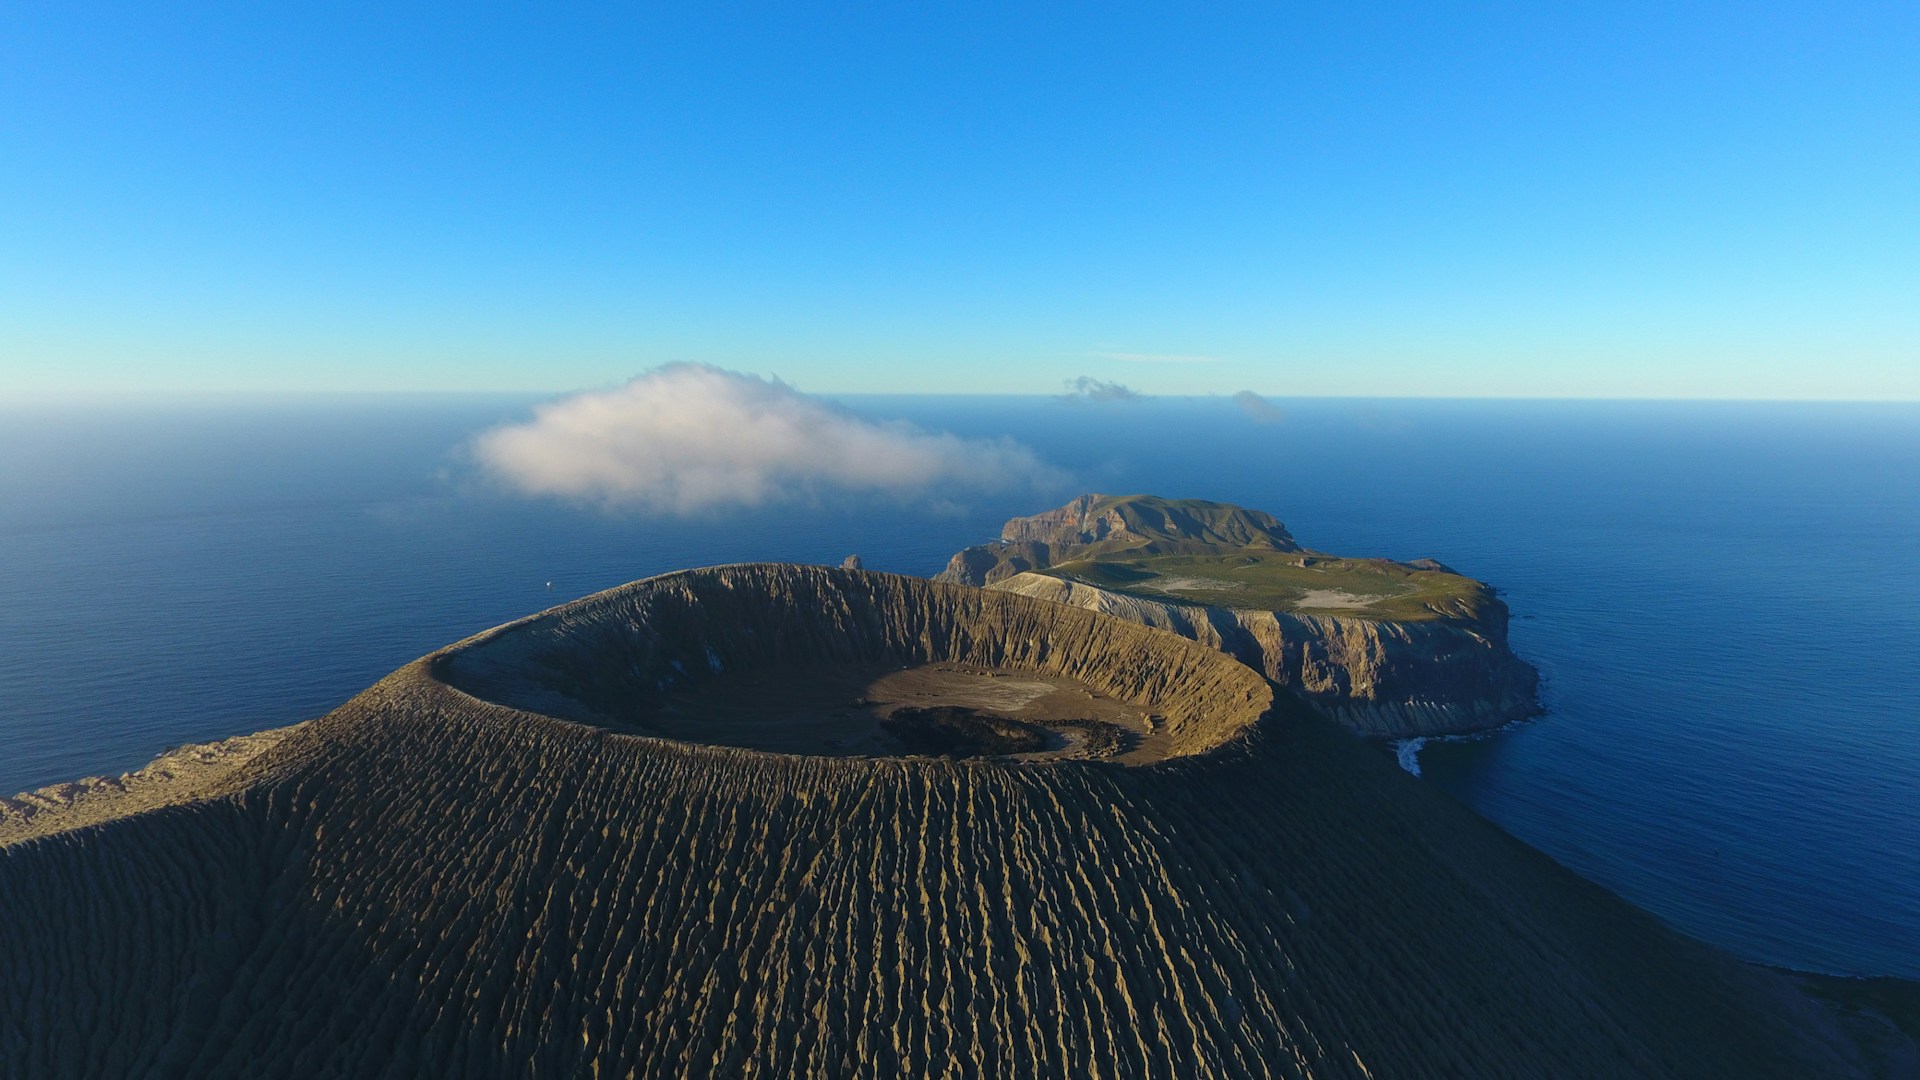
[1233,390,1285,423]
[472,363,1064,514]
[1085,351,1219,365]
[1062,376,1143,403]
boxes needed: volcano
[0,565,1866,1077]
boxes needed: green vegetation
[1045,551,1492,621]
[954,494,1494,621]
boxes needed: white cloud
[472,364,1064,513]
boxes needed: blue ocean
[2,395,1915,980]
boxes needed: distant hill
[938,494,1300,587]
[1001,492,1301,553]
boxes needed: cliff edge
[936,494,1541,737]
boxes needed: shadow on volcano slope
[0,565,1877,1078]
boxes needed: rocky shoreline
[0,725,302,847]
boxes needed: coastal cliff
[989,572,1538,736]
[937,494,1540,737]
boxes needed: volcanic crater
[437,563,1269,766]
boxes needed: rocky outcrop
[997,492,1299,551]
[992,572,1539,737]
[937,493,1299,586]
[0,565,1872,1077]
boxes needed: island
[0,564,1893,1077]
[937,493,1541,737]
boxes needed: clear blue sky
[4,3,1916,399]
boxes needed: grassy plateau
[1044,551,1492,621]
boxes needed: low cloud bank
[1062,376,1142,403]
[1233,390,1285,423]
[474,364,1062,513]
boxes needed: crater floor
[643,662,1163,763]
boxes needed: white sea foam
[1393,711,1547,778]
[1394,737,1428,776]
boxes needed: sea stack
[0,566,1868,1076]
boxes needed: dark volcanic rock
[881,706,1047,757]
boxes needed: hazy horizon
[9,387,1920,406]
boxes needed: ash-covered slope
[938,495,1539,736]
[0,566,1867,1077]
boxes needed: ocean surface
[1,394,1916,979]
